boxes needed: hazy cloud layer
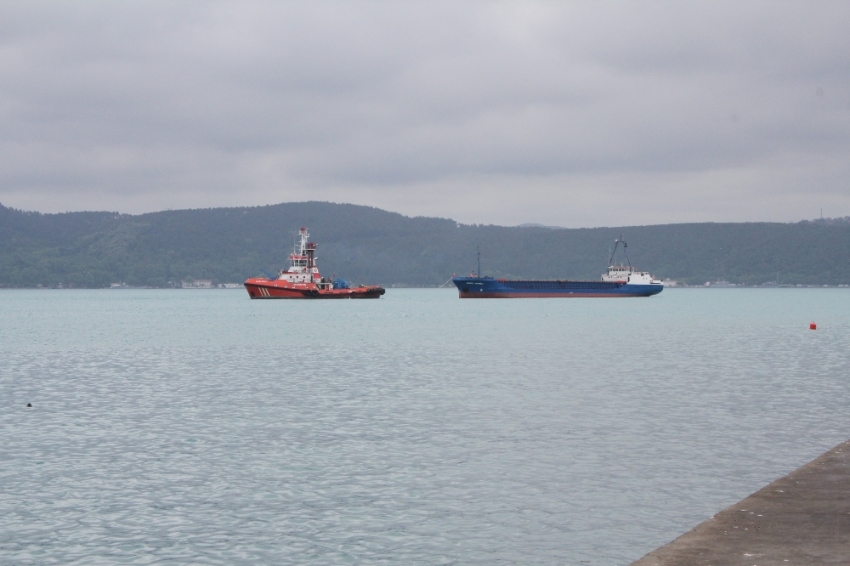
[1,1,849,226]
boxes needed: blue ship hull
[452,277,663,298]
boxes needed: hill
[1,201,848,287]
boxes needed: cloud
[1,0,849,226]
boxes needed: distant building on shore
[705,280,737,287]
[182,279,213,289]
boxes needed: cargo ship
[244,228,385,299]
[452,236,663,298]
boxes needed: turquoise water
[1,288,848,564]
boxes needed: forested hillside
[1,201,848,287]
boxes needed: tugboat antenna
[477,245,481,278]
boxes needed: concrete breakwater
[631,439,850,565]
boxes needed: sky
[1,1,849,227]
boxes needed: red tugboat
[244,227,385,299]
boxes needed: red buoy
[810,322,817,330]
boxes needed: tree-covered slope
[1,201,848,287]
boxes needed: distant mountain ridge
[1,201,848,288]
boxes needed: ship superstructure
[599,235,660,286]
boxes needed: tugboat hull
[244,279,385,299]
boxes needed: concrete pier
[631,439,850,566]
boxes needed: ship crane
[608,234,632,271]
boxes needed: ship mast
[306,241,316,268]
[289,227,311,272]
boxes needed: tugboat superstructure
[244,228,385,299]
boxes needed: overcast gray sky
[1,1,848,227]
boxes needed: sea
[1,288,848,565]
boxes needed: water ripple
[1,288,849,564]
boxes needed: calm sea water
[1,288,848,565]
